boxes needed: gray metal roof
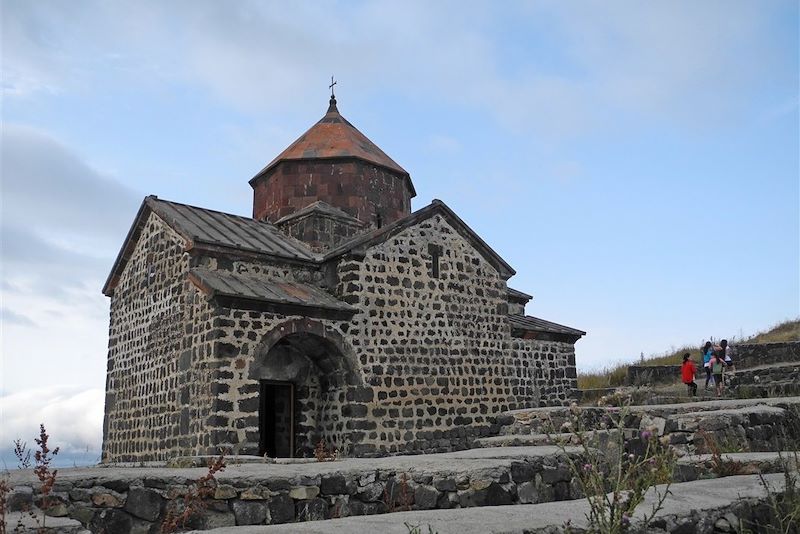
[507,287,533,302]
[508,314,585,337]
[149,197,318,262]
[275,200,364,226]
[189,268,355,312]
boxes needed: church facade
[101,95,584,462]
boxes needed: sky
[1,0,798,466]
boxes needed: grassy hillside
[577,318,800,390]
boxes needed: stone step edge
[503,395,800,418]
[187,472,789,534]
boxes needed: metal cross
[329,76,337,97]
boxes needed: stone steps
[485,398,800,459]
[187,472,791,534]
[496,396,800,435]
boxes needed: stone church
[101,93,584,462]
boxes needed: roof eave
[102,196,158,297]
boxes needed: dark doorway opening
[259,381,294,457]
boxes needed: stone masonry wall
[103,213,215,462]
[191,255,367,457]
[104,213,579,461]
[252,160,412,225]
[276,212,365,252]
[508,339,577,406]
[331,214,559,455]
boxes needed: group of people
[681,339,734,397]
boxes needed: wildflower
[641,430,651,440]
[583,463,592,472]
[622,513,630,526]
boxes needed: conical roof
[250,96,409,183]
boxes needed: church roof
[103,196,319,295]
[275,200,365,226]
[250,96,412,189]
[188,268,356,317]
[507,287,533,303]
[508,314,585,340]
[104,197,518,295]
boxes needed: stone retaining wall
[5,453,584,533]
[626,341,800,386]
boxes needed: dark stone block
[348,500,388,516]
[180,408,190,434]
[216,343,238,358]
[414,485,440,510]
[125,487,164,521]
[541,467,571,484]
[207,415,229,427]
[347,387,374,403]
[295,498,328,522]
[554,481,571,501]
[7,486,32,512]
[90,509,133,534]
[434,478,456,492]
[211,382,229,395]
[566,367,577,378]
[101,479,130,493]
[232,500,268,525]
[238,397,259,413]
[510,462,535,483]
[483,482,513,506]
[269,494,295,524]
[342,404,368,417]
[320,474,347,495]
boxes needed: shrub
[160,453,226,533]
[549,401,676,533]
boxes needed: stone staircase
[476,397,800,455]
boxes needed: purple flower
[641,430,652,440]
[583,463,592,472]
[622,513,630,526]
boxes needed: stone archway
[249,319,362,457]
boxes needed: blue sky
[1,0,798,464]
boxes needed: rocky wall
[4,453,583,533]
[103,213,216,463]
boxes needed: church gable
[325,199,516,280]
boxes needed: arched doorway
[250,323,359,458]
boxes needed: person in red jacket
[681,353,698,397]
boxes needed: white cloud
[0,387,104,467]
[2,1,788,137]
[1,124,139,394]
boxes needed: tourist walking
[702,341,714,389]
[711,352,725,397]
[720,339,735,372]
[681,353,698,397]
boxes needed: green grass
[578,319,800,390]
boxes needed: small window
[428,244,442,278]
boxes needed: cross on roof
[329,76,337,98]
